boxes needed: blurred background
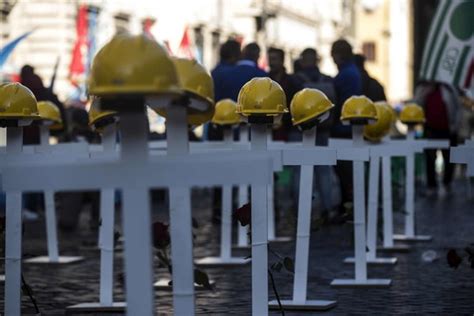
[0,0,472,256]
[0,0,439,104]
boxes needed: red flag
[142,17,156,39]
[177,26,194,59]
[69,5,88,86]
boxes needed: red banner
[69,5,88,85]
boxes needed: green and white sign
[419,0,473,89]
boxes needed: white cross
[1,104,274,316]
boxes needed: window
[362,42,376,62]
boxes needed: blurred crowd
[1,37,472,232]
[207,38,472,225]
[208,38,388,224]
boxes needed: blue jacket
[332,61,362,137]
[211,60,267,102]
[211,62,237,102]
[334,61,362,106]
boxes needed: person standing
[330,40,362,137]
[414,81,461,195]
[209,42,267,223]
[292,48,337,223]
[330,39,362,222]
[20,65,67,136]
[354,54,387,102]
[208,40,242,222]
[211,40,242,102]
[268,47,301,141]
[232,42,268,95]
[266,47,302,217]
[19,65,68,221]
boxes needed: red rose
[153,221,170,249]
[234,203,251,226]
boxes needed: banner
[177,26,194,59]
[419,0,473,89]
[69,5,88,86]
[0,31,34,69]
[143,18,156,39]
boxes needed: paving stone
[0,181,473,314]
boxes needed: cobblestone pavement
[1,179,473,315]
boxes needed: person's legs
[208,124,224,223]
[57,192,84,232]
[288,128,302,209]
[424,127,438,189]
[314,166,332,212]
[212,187,222,223]
[85,191,100,230]
[334,161,353,212]
[442,132,458,187]
[314,131,332,218]
[425,149,437,188]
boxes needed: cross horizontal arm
[2,152,273,191]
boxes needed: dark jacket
[360,70,386,102]
[270,68,303,140]
[294,67,335,132]
[20,73,68,143]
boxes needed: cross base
[24,256,84,264]
[393,234,432,242]
[153,279,216,291]
[330,278,391,288]
[65,302,126,314]
[232,244,251,250]
[378,245,411,252]
[268,299,337,311]
[344,257,398,265]
[268,236,292,243]
[194,256,250,266]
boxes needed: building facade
[1,0,416,105]
[352,0,413,102]
[1,0,353,101]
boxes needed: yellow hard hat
[400,102,425,124]
[236,77,287,122]
[290,88,334,126]
[387,103,397,123]
[154,58,215,125]
[172,58,214,108]
[187,107,215,126]
[363,101,392,142]
[379,102,396,124]
[340,95,377,124]
[212,99,241,126]
[88,34,181,98]
[88,98,117,129]
[37,101,63,130]
[0,83,40,123]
